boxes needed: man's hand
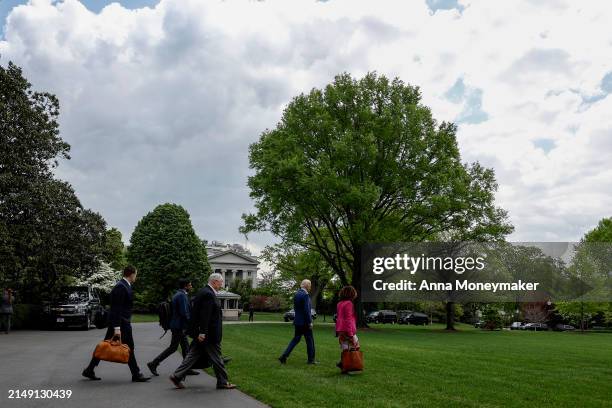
[197,334,206,342]
[309,323,313,330]
[114,328,121,336]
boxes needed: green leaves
[243,72,512,277]
[1,61,106,301]
[127,203,211,305]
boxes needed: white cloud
[1,0,611,248]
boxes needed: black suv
[398,311,429,325]
[368,310,398,324]
[45,286,102,330]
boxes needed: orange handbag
[93,335,131,364]
[341,348,364,373]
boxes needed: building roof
[208,249,259,265]
[216,290,241,299]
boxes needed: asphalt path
[0,322,268,408]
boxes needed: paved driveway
[0,323,268,408]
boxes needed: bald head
[300,279,311,292]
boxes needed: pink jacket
[335,300,357,336]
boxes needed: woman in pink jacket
[335,285,359,370]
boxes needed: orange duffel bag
[93,335,131,364]
[341,348,363,373]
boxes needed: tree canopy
[0,61,106,300]
[242,72,513,325]
[127,203,211,304]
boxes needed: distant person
[1,288,14,334]
[278,279,317,365]
[335,285,359,370]
[169,273,236,390]
[248,304,254,322]
[82,265,151,382]
[147,279,199,377]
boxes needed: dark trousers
[0,314,11,333]
[281,324,315,362]
[150,329,189,366]
[173,340,228,386]
[248,312,254,322]
[86,323,141,377]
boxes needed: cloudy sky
[1,0,611,254]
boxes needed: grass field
[239,311,285,322]
[132,313,158,323]
[217,323,612,408]
[133,312,287,323]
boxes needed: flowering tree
[76,261,120,293]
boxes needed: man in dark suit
[279,279,317,364]
[82,265,151,382]
[147,278,199,376]
[169,273,236,390]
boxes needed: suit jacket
[169,289,191,330]
[293,288,312,327]
[190,285,223,344]
[108,279,133,328]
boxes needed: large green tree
[127,203,211,304]
[556,216,612,330]
[242,72,512,326]
[262,244,334,309]
[1,61,106,300]
[584,217,612,242]
[102,227,127,271]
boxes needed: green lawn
[132,313,159,323]
[239,311,284,322]
[218,323,612,408]
[133,312,287,323]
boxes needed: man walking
[82,265,151,382]
[169,273,236,390]
[147,279,199,377]
[278,279,317,365]
[248,304,254,322]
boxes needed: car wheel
[284,318,289,322]
[82,316,90,331]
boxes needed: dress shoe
[216,382,237,390]
[169,375,185,389]
[278,356,287,364]
[82,369,101,381]
[147,362,159,376]
[132,374,151,382]
[223,356,232,365]
[307,360,320,365]
[186,369,200,375]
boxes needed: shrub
[483,308,503,330]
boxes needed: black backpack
[158,301,172,337]
[93,308,108,329]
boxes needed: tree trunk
[352,244,368,328]
[445,301,456,330]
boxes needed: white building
[206,241,259,288]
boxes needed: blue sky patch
[534,138,556,154]
[601,71,612,94]
[445,77,489,124]
[426,0,464,13]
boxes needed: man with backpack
[147,278,199,377]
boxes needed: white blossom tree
[76,261,120,293]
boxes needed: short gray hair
[208,273,224,283]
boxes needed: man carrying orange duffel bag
[82,265,151,383]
